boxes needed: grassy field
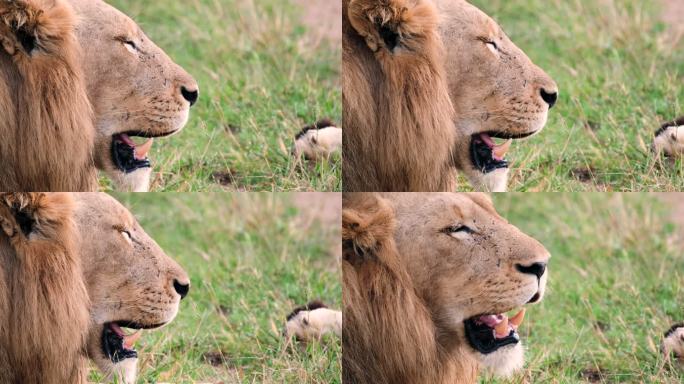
[461,0,684,191]
[483,193,684,383]
[102,0,341,192]
[89,193,341,383]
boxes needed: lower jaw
[470,136,510,174]
[463,318,520,355]
[102,326,138,364]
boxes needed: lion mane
[342,193,477,384]
[0,0,97,191]
[342,0,456,192]
[0,193,90,383]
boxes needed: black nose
[516,262,546,279]
[540,88,557,108]
[173,279,190,299]
[181,86,199,107]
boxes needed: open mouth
[464,308,526,355]
[470,131,537,174]
[111,131,177,173]
[102,321,164,363]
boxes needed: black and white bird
[662,323,684,368]
[654,117,684,158]
[284,300,341,342]
[293,119,342,161]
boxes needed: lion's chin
[98,355,138,384]
[480,342,525,378]
[106,166,152,192]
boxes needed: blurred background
[90,192,341,383]
[462,0,684,191]
[486,193,684,383]
[103,0,342,192]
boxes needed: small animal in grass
[654,116,684,158]
[284,300,341,342]
[662,323,684,369]
[293,119,342,161]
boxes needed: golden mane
[342,193,477,384]
[342,0,456,192]
[0,193,89,383]
[0,0,97,191]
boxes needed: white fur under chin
[108,358,138,384]
[480,343,525,378]
[107,167,152,192]
[468,167,509,192]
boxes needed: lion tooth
[134,138,154,160]
[510,308,526,328]
[494,317,509,338]
[492,139,513,159]
[123,330,142,349]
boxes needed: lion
[343,0,558,192]
[0,0,98,192]
[342,192,550,383]
[0,193,190,384]
[653,116,684,159]
[67,0,199,192]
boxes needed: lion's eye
[444,225,475,235]
[123,40,138,53]
[486,41,499,53]
[121,230,132,242]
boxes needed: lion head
[343,0,557,192]
[435,0,558,192]
[343,192,549,383]
[67,0,199,192]
[0,0,98,192]
[0,192,188,384]
[72,193,190,383]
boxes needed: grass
[102,0,341,192]
[482,193,684,383]
[89,193,341,383]
[461,0,684,191]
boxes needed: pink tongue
[119,133,136,147]
[479,133,496,148]
[478,314,504,327]
[110,323,125,337]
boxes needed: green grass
[483,193,684,383]
[89,193,341,383]
[462,0,684,191]
[103,0,341,192]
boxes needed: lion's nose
[181,86,199,107]
[173,279,190,299]
[515,262,547,280]
[540,88,557,108]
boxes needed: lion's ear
[0,193,43,237]
[342,193,395,264]
[0,0,74,57]
[0,193,73,239]
[347,0,439,54]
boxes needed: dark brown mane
[0,0,97,191]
